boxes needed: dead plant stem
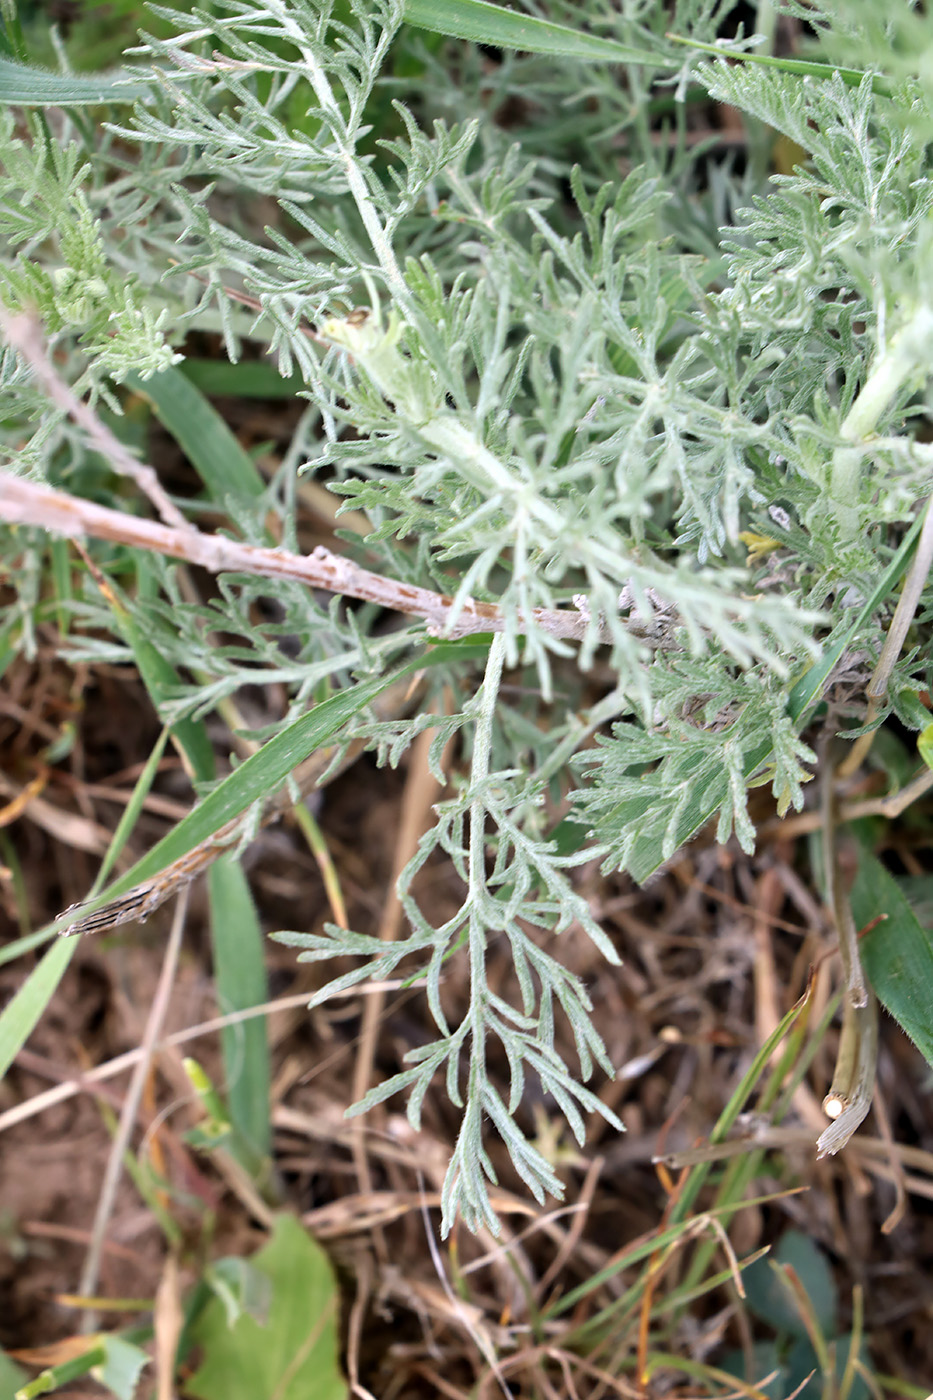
[0,469,612,644]
[77,889,188,1329]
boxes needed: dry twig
[0,469,616,643]
[77,889,189,1328]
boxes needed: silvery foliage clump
[3,0,933,1231]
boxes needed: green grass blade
[0,937,76,1080]
[546,1186,794,1322]
[54,667,399,931]
[855,849,933,1069]
[665,32,894,97]
[665,994,809,1230]
[49,536,73,639]
[0,55,153,105]
[0,923,70,964]
[100,560,277,1176]
[208,857,272,1162]
[124,367,267,503]
[121,610,217,783]
[29,644,487,947]
[402,0,663,65]
[0,10,27,61]
[0,831,30,938]
[89,727,173,896]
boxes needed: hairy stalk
[460,635,506,1229]
[269,0,406,297]
[831,305,933,537]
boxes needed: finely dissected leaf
[7,0,933,1237]
[401,0,662,64]
[591,509,924,884]
[856,850,933,1069]
[284,638,622,1234]
[0,56,153,106]
[186,1215,346,1400]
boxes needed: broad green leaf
[718,1341,785,1400]
[855,850,933,1069]
[208,857,272,1164]
[786,1333,871,1400]
[92,1336,150,1400]
[12,1333,147,1400]
[742,1230,837,1339]
[0,1346,26,1399]
[401,0,662,65]
[0,56,153,105]
[898,875,933,925]
[124,367,267,504]
[202,1257,273,1329]
[186,1215,346,1400]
